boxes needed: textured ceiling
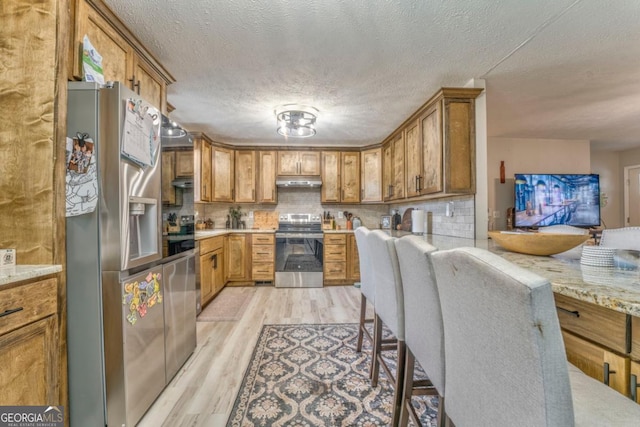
[104,0,640,151]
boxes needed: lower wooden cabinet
[631,360,640,403]
[561,330,629,396]
[226,234,250,283]
[251,233,275,281]
[0,278,59,406]
[323,233,360,285]
[554,293,637,399]
[199,236,225,307]
[347,234,360,282]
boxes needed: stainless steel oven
[275,213,324,288]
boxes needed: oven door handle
[276,233,324,239]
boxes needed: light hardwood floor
[138,285,364,427]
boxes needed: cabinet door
[405,121,421,198]
[161,151,176,205]
[235,150,256,203]
[562,330,629,396]
[347,234,360,281]
[420,103,443,194]
[212,248,225,295]
[299,152,321,175]
[226,234,248,281]
[0,316,58,405]
[195,138,212,202]
[383,143,394,201]
[321,151,341,202]
[361,148,382,202]
[200,252,214,305]
[212,146,234,202]
[175,151,194,177]
[277,152,299,175]
[392,133,405,199]
[131,54,164,109]
[341,152,360,203]
[257,151,277,203]
[444,97,475,194]
[73,0,130,82]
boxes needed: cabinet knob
[211,254,218,269]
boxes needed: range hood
[276,176,322,188]
[172,177,194,188]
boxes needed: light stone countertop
[195,229,276,240]
[0,265,63,287]
[406,232,640,317]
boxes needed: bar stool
[354,227,374,375]
[394,235,444,427]
[366,230,405,427]
[432,247,640,426]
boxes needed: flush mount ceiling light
[275,104,319,138]
[161,116,187,138]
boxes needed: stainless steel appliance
[66,82,194,427]
[159,120,197,378]
[275,213,324,287]
[162,252,196,381]
[160,120,199,314]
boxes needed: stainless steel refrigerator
[66,82,194,427]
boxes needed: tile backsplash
[391,195,475,239]
[197,188,475,238]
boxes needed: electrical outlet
[248,211,254,218]
[338,211,343,219]
[493,210,500,218]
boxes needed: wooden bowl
[488,231,590,256]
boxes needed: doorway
[624,165,640,226]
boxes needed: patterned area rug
[226,323,439,426]
[197,287,255,321]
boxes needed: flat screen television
[514,173,601,228]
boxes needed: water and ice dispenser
[127,196,159,264]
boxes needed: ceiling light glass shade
[275,105,318,138]
[161,116,187,138]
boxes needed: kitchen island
[393,231,640,401]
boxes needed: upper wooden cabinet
[257,151,277,204]
[361,148,382,203]
[277,151,320,176]
[212,146,235,202]
[161,151,176,205]
[321,151,360,203]
[405,121,422,197]
[193,133,213,202]
[381,87,482,201]
[321,152,341,203]
[235,150,256,203]
[341,152,360,203]
[383,133,405,201]
[175,151,194,177]
[71,0,174,112]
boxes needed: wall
[590,150,622,228]
[392,196,476,239]
[197,188,388,230]
[197,190,475,238]
[487,137,591,230]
